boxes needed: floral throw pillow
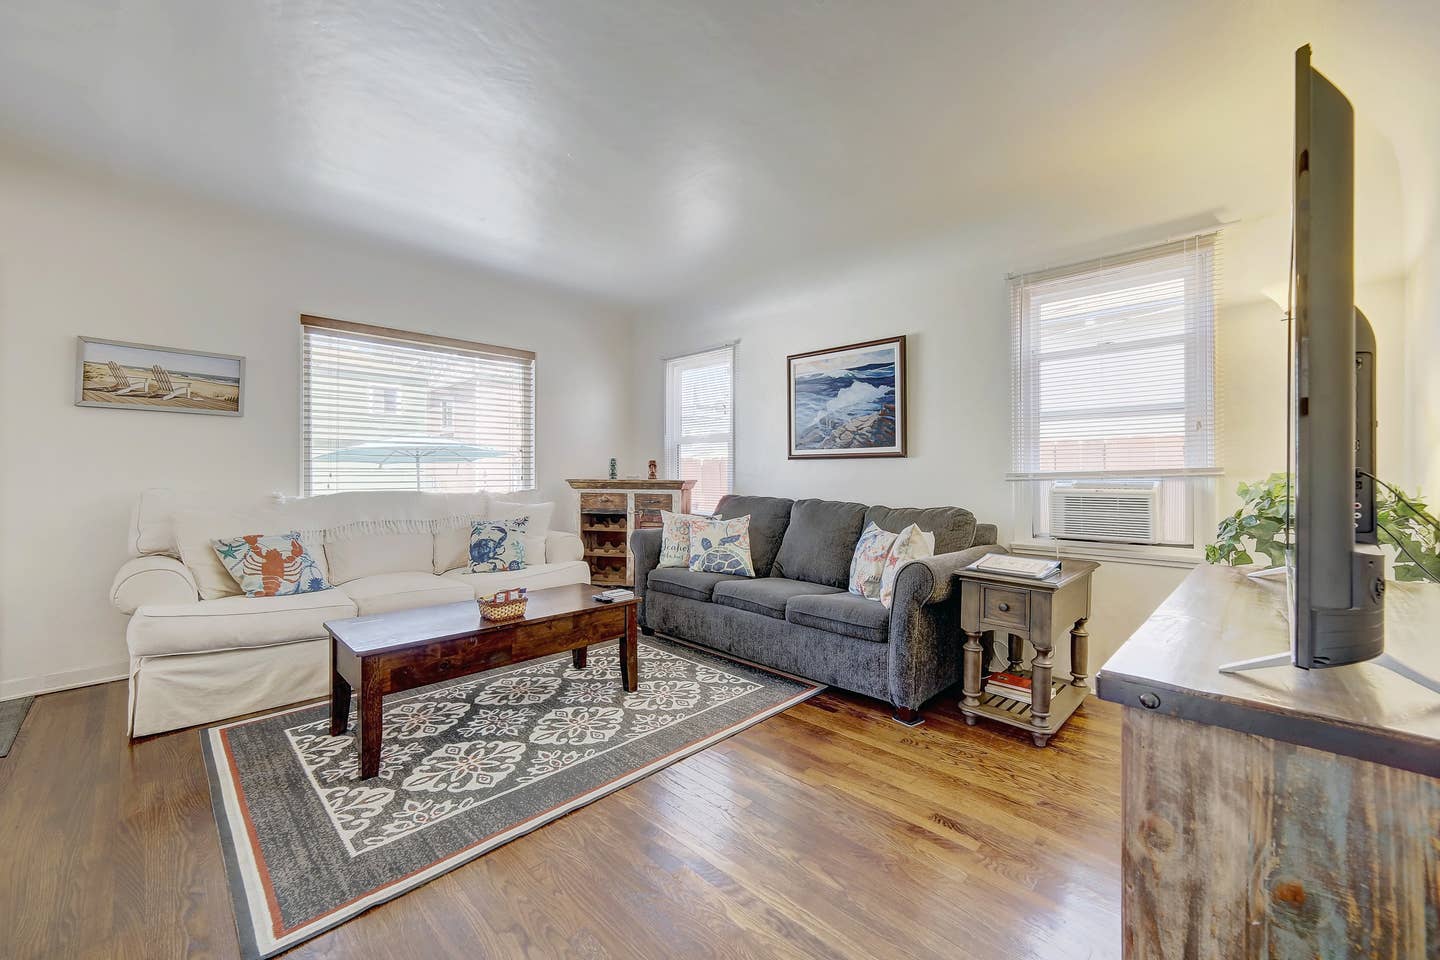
[686,515,755,577]
[658,510,707,568]
[848,522,899,599]
[212,533,331,597]
[469,517,529,573]
[878,523,936,608]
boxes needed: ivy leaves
[1206,472,1440,582]
[1206,473,1291,568]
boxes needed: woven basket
[481,594,529,621]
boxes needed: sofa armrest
[894,543,1008,608]
[110,556,200,614]
[545,530,584,564]
[886,543,1007,713]
[629,528,663,627]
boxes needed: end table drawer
[982,585,1029,629]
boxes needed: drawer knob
[997,602,1010,612]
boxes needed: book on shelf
[981,670,1063,703]
[966,554,1061,580]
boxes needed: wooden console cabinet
[566,479,694,587]
[1097,565,1440,958]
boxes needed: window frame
[1006,236,1221,563]
[663,343,737,514]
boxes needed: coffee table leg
[620,605,639,693]
[329,664,351,736]
[357,667,383,780]
[572,646,588,669]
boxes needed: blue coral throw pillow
[686,515,755,577]
[469,517,529,573]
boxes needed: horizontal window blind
[301,316,535,495]
[665,345,735,513]
[1009,234,1221,480]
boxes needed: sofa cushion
[714,495,793,578]
[712,577,843,620]
[771,499,869,588]
[338,572,475,616]
[324,532,434,584]
[126,589,358,658]
[442,559,592,597]
[647,568,748,603]
[864,504,978,554]
[786,592,891,644]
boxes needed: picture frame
[75,336,245,417]
[787,335,906,459]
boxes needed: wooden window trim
[299,314,535,362]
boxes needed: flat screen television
[1287,44,1387,668]
[1220,45,1391,677]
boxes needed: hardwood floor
[0,680,1122,960]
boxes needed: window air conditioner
[1049,479,1161,544]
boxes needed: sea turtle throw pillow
[469,517,529,573]
[686,515,755,577]
[878,523,936,608]
[848,522,899,599]
[212,533,331,598]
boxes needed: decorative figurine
[608,457,618,480]
[648,459,658,480]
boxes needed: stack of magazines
[592,587,635,603]
[966,554,1061,580]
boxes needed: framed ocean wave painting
[787,335,906,459]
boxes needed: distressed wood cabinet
[1097,565,1440,958]
[566,479,694,586]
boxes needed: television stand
[1097,564,1439,956]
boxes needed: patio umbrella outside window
[313,438,506,491]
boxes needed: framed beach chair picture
[75,337,244,416]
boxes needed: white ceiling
[1,1,1437,307]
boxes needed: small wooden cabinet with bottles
[567,479,695,587]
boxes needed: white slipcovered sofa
[110,488,589,736]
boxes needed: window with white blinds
[1009,235,1220,544]
[664,345,735,514]
[301,316,535,495]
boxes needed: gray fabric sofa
[631,495,1003,723]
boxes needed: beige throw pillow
[878,524,936,608]
[658,510,707,568]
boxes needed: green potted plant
[1206,472,1440,582]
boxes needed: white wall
[1406,236,1440,495]
[0,155,633,699]
[628,233,1415,679]
[1219,277,1412,507]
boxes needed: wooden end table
[325,583,638,780]
[956,560,1097,746]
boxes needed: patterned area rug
[204,636,822,959]
[0,696,33,758]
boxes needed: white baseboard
[0,661,129,701]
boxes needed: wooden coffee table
[324,583,639,780]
